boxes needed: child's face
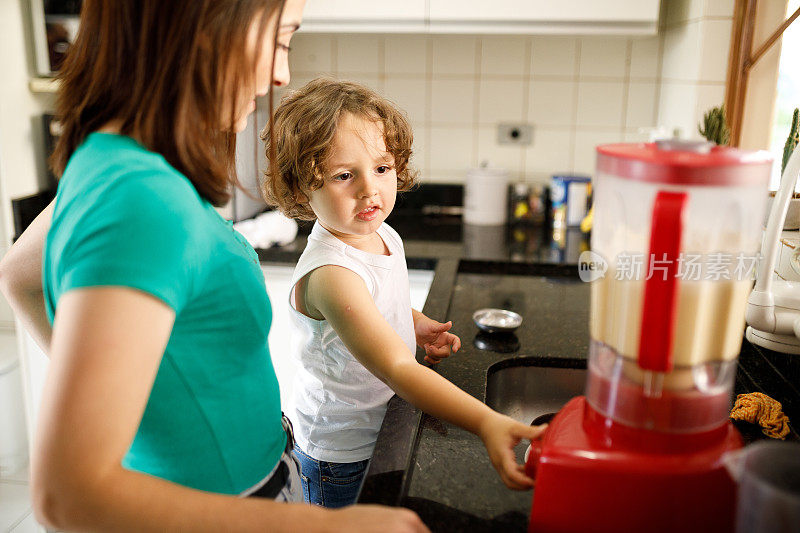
[308,113,398,239]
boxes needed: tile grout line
[6,509,33,532]
[569,38,581,173]
[620,38,633,137]
[377,36,386,93]
[654,28,666,129]
[0,477,30,486]
[472,37,481,169]
[331,35,338,75]
[521,37,533,182]
[424,36,433,179]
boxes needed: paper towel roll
[464,166,509,226]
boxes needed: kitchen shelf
[29,77,60,94]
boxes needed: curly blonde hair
[261,77,418,220]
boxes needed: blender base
[745,326,800,354]
[527,396,741,533]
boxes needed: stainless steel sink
[485,357,587,426]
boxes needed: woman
[0,1,426,531]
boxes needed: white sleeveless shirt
[288,222,416,462]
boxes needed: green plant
[698,105,730,146]
[782,108,799,175]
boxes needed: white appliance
[463,164,509,226]
[746,145,800,353]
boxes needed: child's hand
[413,315,461,364]
[478,412,547,490]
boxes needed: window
[770,0,800,189]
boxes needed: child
[262,78,544,508]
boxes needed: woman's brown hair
[262,77,418,220]
[51,0,285,206]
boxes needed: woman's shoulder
[62,133,204,212]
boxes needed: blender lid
[597,142,772,186]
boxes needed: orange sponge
[730,392,791,439]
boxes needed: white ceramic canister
[463,166,509,226]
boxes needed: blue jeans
[293,444,370,508]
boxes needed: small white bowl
[473,308,523,333]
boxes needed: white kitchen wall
[256,1,736,187]
[0,0,56,328]
[271,33,663,184]
[658,0,735,140]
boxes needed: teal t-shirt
[43,133,285,495]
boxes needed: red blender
[526,141,772,533]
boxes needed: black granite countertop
[256,212,800,532]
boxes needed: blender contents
[590,275,753,366]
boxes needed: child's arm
[303,266,545,490]
[411,309,461,364]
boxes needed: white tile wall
[431,36,477,76]
[574,129,625,174]
[337,35,381,74]
[263,9,733,184]
[704,0,737,18]
[384,76,427,123]
[657,0,733,139]
[626,82,660,129]
[698,18,734,83]
[529,80,576,127]
[530,37,578,77]
[658,81,700,138]
[664,0,705,26]
[478,79,526,125]
[576,81,626,128]
[694,83,728,123]
[579,38,629,79]
[430,79,475,125]
[288,34,334,75]
[476,127,524,179]
[630,37,661,79]
[480,36,528,77]
[384,35,428,75]
[410,126,428,172]
[429,126,475,176]
[662,21,703,81]
[525,127,573,181]
[352,74,383,95]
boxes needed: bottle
[509,182,532,225]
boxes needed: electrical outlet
[497,123,533,146]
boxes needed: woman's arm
[0,199,54,353]
[305,266,544,490]
[33,285,427,533]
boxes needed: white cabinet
[300,0,661,35]
[428,0,661,34]
[16,328,46,459]
[261,264,297,409]
[262,264,434,409]
[301,0,427,33]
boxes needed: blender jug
[724,441,800,533]
[588,140,772,434]
[527,141,772,533]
